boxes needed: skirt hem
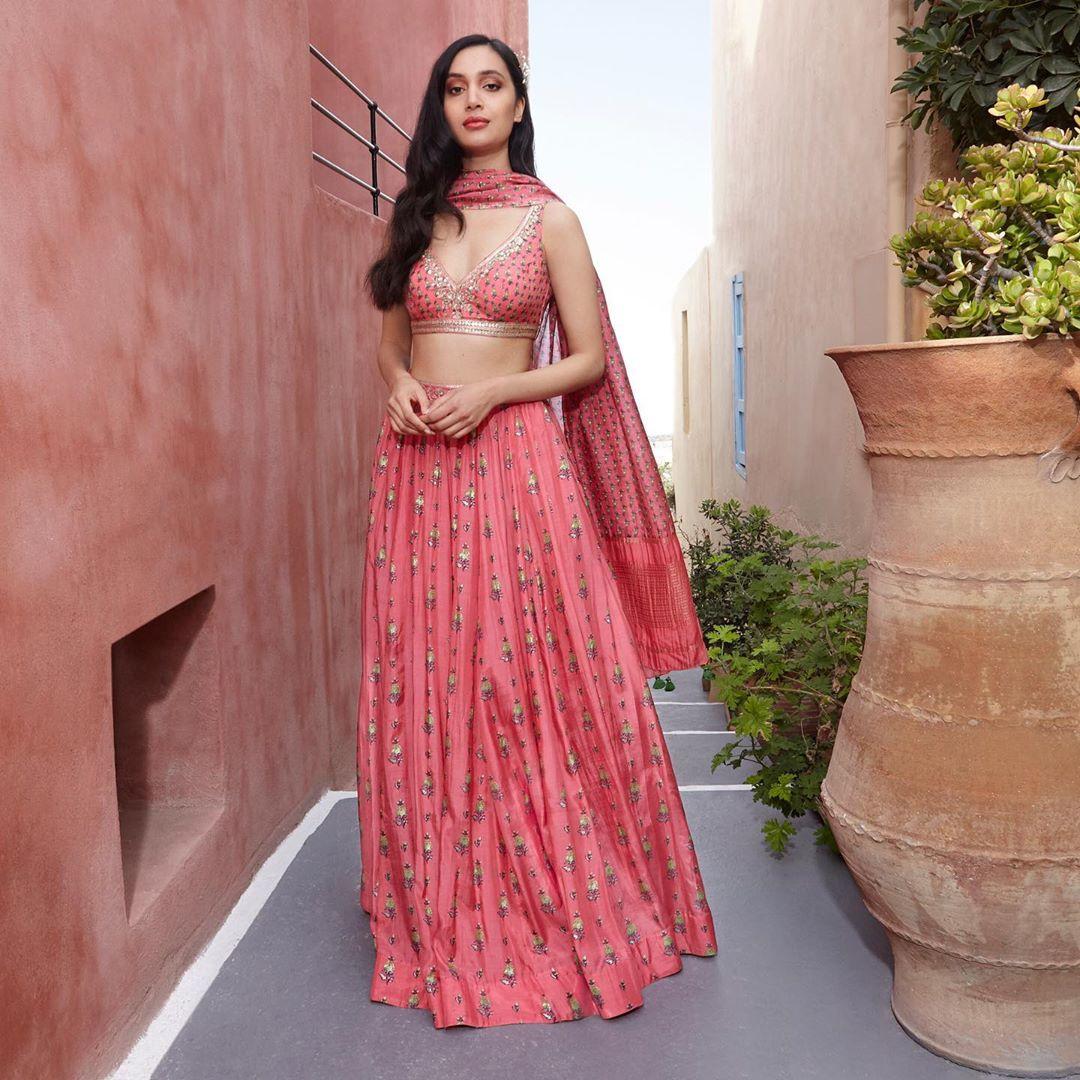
[368,944,717,1029]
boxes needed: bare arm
[491,200,606,406]
[376,304,435,435]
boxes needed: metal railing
[309,44,412,216]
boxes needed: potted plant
[687,499,867,855]
[819,83,1080,1076]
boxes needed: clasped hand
[386,375,502,439]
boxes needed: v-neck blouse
[405,202,552,339]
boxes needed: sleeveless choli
[356,175,718,1028]
[405,201,552,338]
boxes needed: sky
[527,0,713,436]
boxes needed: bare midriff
[408,333,535,385]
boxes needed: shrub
[893,0,1080,147]
[689,499,868,855]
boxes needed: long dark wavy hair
[365,34,538,311]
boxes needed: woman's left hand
[420,378,503,439]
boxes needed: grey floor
[150,668,1023,1080]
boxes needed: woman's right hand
[386,373,436,436]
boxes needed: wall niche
[111,585,225,923]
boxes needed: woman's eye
[446,82,499,95]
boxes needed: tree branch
[974,254,995,301]
[1017,204,1056,247]
[958,248,1022,280]
[1013,129,1080,154]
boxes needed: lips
[463,118,488,129]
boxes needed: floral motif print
[356,379,718,1029]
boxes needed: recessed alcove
[111,585,225,924]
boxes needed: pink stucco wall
[2,3,526,1077]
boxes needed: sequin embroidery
[406,202,551,338]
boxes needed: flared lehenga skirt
[355,378,718,1028]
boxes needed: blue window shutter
[731,272,746,476]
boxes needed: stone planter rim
[824,330,1080,360]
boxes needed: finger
[420,401,448,425]
[443,418,474,440]
[407,390,436,434]
[386,406,410,435]
[421,390,457,423]
[425,407,459,431]
[402,413,430,436]
[396,400,432,435]
[403,403,435,435]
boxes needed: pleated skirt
[355,377,718,1028]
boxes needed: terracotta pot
[818,333,1080,1076]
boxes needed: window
[680,308,690,434]
[731,272,746,476]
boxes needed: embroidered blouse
[405,202,551,339]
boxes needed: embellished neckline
[423,202,542,290]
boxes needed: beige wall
[2,5,523,1078]
[675,0,954,555]
[671,245,716,528]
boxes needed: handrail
[309,43,412,216]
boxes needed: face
[443,45,524,160]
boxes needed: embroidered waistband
[410,317,539,339]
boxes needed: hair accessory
[514,48,531,88]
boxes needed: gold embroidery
[411,318,539,339]
[411,202,544,340]
[424,202,542,296]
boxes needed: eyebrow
[446,69,504,79]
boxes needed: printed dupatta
[445,167,708,678]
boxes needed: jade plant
[891,83,1080,339]
[689,499,868,856]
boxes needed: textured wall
[679,0,914,551]
[1,2,525,1077]
[670,246,715,539]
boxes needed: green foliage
[893,0,1080,147]
[657,458,676,513]
[688,499,868,855]
[891,83,1080,339]
[687,500,798,643]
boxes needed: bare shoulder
[540,200,583,238]
[540,201,590,268]
[540,200,597,288]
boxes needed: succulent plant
[891,84,1080,339]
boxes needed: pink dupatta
[445,168,708,678]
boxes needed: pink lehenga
[355,167,716,1028]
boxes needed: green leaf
[733,694,776,740]
[767,773,797,804]
[813,823,840,854]
[763,817,796,855]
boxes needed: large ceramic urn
[819,333,1080,1077]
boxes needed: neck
[461,155,513,172]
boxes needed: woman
[357,33,717,1028]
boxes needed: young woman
[358,33,717,1028]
